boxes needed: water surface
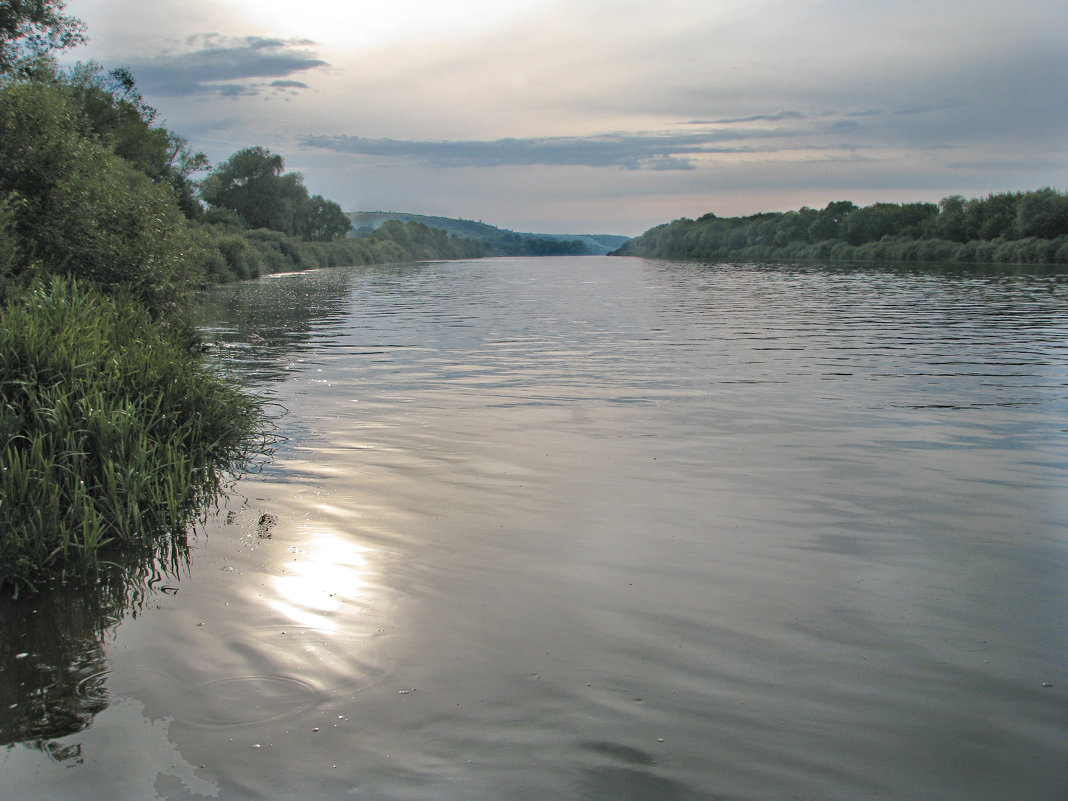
[2,256,1066,800]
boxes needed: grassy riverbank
[0,279,268,594]
[0,60,270,594]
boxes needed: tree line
[0,63,489,296]
[615,190,1068,266]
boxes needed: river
[2,256,1066,800]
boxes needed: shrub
[0,80,197,317]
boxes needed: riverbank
[0,278,269,594]
[191,219,486,284]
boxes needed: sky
[62,0,1067,236]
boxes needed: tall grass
[0,277,269,595]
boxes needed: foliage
[348,211,598,255]
[0,0,84,76]
[302,194,351,241]
[63,62,207,218]
[0,194,17,276]
[0,278,269,594]
[200,146,351,241]
[0,78,197,319]
[616,189,1068,266]
[193,217,486,283]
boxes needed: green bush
[0,80,198,317]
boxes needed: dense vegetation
[615,190,1068,266]
[190,147,489,282]
[0,2,485,593]
[194,212,486,284]
[0,278,266,591]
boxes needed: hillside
[348,211,629,256]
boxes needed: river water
[2,256,1066,800]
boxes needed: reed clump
[0,278,268,594]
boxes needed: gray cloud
[298,128,809,170]
[119,35,327,97]
[679,111,809,125]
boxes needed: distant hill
[348,211,630,256]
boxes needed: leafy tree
[202,206,248,230]
[64,63,207,218]
[201,147,353,241]
[935,195,968,242]
[807,201,857,242]
[0,0,85,76]
[773,208,816,247]
[302,194,351,241]
[842,202,937,245]
[1015,187,1068,239]
[966,192,1019,240]
[199,147,306,236]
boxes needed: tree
[64,63,207,218]
[302,195,351,241]
[935,195,968,242]
[200,147,310,236]
[0,0,85,76]
[842,202,938,245]
[807,200,857,242]
[201,147,352,241]
[966,192,1019,240]
[1015,187,1068,239]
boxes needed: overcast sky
[63,0,1067,235]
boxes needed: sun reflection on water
[268,525,371,631]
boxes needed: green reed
[0,278,269,595]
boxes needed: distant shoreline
[615,190,1068,267]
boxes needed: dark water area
[2,256,1066,800]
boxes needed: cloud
[298,128,807,170]
[118,34,327,97]
[679,111,809,125]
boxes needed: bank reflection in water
[0,550,186,761]
[197,266,365,386]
